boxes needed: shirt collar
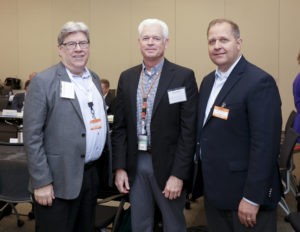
[66,67,91,80]
[215,55,242,80]
[142,59,164,77]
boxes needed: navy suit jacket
[112,59,198,190]
[195,56,282,210]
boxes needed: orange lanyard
[140,71,161,120]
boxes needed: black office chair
[94,193,128,232]
[0,142,34,227]
[0,159,32,227]
[278,127,300,231]
[281,110,297,144]
[285,110,297,134]
[4,77,21,90]
[0,95,9,111]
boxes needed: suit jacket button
[81,133,86,137]
[81,154,85,158]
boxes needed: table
[0,111,23,119]
[0,143,26,161]
[0,111,23,143]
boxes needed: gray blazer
[23,62,112,199]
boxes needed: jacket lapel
[198,72,215,128]
[152,59,174,116]
[57,62,84,123]
[205,56,247,124]
[129,65,142,123]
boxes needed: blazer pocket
[229,161,248,172]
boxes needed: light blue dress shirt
[67,68,107,163]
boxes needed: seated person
[101,78,116,114]
[11,80,30,112]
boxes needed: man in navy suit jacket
[196,19,282,232]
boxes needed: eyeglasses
[61,41,89,50]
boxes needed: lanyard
[88,102,96,119]
[140,71,160,134]
[69,75,95,118]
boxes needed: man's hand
[238,198,259,228]
[162,175,183,200]
[34,184,55,206]
[115,169,130,194]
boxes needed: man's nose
[147,37,154,44]
[214,40,221,49]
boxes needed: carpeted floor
[0,194,298,232]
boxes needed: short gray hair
[138,18,169,40]
[57,21,90,45]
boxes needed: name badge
[138,135,148,151]
[60,81,75,99]
[168,87,187,104]
[212,106,229,120]
[90,118,102,130]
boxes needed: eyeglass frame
[61,41,90,50]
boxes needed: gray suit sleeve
[23,76,53,190]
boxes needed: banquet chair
[0,157,32,227]
[94,192,128,232]
[278,127,300,231]
[278,127,299,213]
[284,110,297,135]
[0,143,32,227]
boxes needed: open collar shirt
[67,68,107,163]
[136,59,164,147]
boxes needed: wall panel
[225,0,279,80]
[278,0,300,120]
[0,0,18,80]
[18,0,53,80]
[89,0,131,87]
[176,0,225,82]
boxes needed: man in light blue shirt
[24,21,111,232]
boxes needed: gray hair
[57,21,90,45]
[138,18,169,40]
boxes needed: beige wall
[0,0,299,124]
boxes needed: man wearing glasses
[23,21,111,232]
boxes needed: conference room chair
[94,193,128,232]
[278,127,300,231]
[0,143,32,227]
